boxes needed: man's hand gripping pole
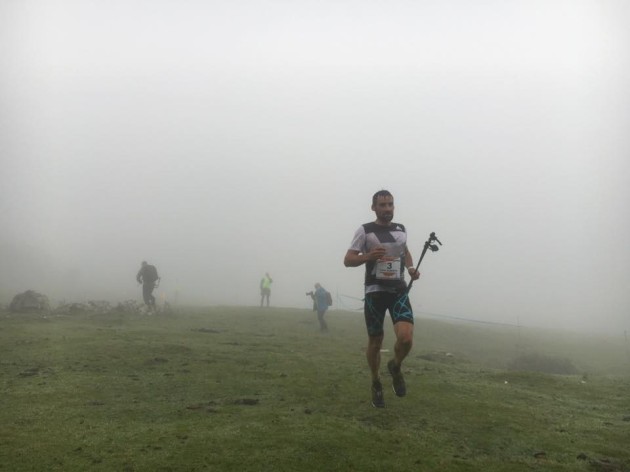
[406,232,442,294]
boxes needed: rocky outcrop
[9,290,51,313]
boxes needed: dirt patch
[234,398,259,406]
[193,328,221,334]
[416,351,461,364]
[507,353,578,375]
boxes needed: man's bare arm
[405,247,421,280]
[344,247,386,267]
[404,247,413,269]
[344,249,367,267]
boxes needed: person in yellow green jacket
[260,272,273,307]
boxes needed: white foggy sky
[1,0,629,333]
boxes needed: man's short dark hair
[372,190,393,206]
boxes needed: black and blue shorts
[364,291,413,337]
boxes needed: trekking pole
[406,232,442,294]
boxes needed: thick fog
[1,1,629,333]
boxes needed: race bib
[375,257,401,281]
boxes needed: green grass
[1,306,629,471]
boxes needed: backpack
[326,291,333,306]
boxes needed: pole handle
[405,232,442,294]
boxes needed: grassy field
[1,305,629,471]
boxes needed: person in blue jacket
[307,283,331,332]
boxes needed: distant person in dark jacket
[307,283,331,332]
[136,261,160,308]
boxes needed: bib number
[376,257,401,281]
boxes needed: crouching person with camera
[306,283,332,333]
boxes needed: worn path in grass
[1,306,629,471]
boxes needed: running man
[344,190,420,408]
[136,261,160,309]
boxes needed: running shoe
[387,359,406,397]
[371,379,385,408]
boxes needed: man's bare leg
[367,334,385,407]
[388,321,413,397]
[393,321,413,367]
[366,334,384,379]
